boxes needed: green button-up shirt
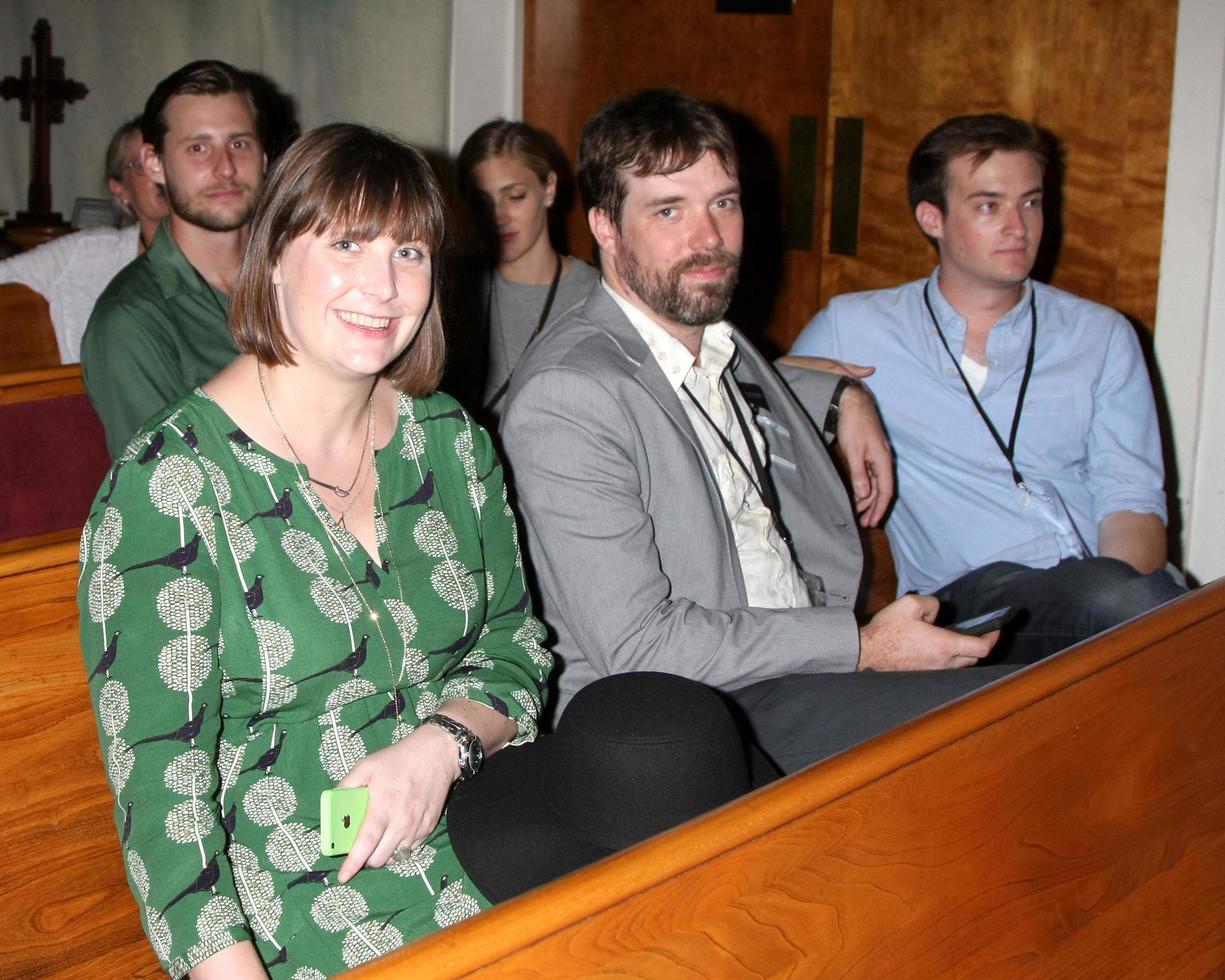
[81,222,239,457]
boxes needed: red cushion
[0,395,111,541]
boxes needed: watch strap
[823,375,864,440]
[421,713,483,781]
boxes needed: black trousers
[725,664,1018,775]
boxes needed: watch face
[460,738,484,778]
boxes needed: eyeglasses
[123,159,145,176]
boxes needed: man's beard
[619,246,740,327]
[166,180,256,233]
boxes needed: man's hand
[776,354,876,379]
[835,383,894,527]
[858,593,997,670]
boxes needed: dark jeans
[725,664,1018,775]
[933,556,1186,665]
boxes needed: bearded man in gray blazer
[501,89,1014,774]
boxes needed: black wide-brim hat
[447,671,770,903]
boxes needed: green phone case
[319,786,369,856]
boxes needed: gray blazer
[501,282,864,715]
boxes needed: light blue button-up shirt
[790,269,1168,594]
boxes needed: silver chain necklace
[252,372,440,885]
[257,361,374,499]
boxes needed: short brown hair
[142,60,258,155]
[908,113,1048,215]
[578,88,738,228]
[229,123,449,395]
[457,119,559,198]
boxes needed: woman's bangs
[307,163,443,250]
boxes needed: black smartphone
[948,605,1015,636]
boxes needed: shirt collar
[926,266,1033,335]
[601,278,735,393]
[146,221,228,305]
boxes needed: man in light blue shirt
[791,113,1183,662]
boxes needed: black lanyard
[485,252,563,410]
[923,282,1037,492]
[681,373,788,542]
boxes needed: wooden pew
[0,547,159,978]
[0,364,109,547]
[349,579,1225,978]
[0,282,60,373]
[3,540,1219,977]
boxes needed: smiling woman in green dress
[77,124,552,978]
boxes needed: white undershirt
[959,353,989,394]
[602,281,810,609]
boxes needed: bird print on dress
[242,488,293,526]
[99,462,124,504]
[341,560,381,592]
[78,388,551,975]
[116,533,202,576]
[241,731,286,775]
[121,800,134,846]
[382,470,435,512]
[244,574,265,612]
[89,630,121,680]
[163,851,220,910]
[137,429,165,465]
[131,703,207,746]
[298,635,369,681]
[352,690,406,735]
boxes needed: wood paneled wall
[523,0,834,353]
[821,0,1177,340]
[522,0,1176,349]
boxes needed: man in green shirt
[82,60,266,457]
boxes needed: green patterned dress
[77,387,551,978]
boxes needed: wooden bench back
[0,365,109,546]
[348,579,1225,978]
[0,282,60,372]
[0,552,159,977]
[3,534,1218,978]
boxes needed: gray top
[483,257,599,412]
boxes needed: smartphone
[948,605,1015,636]
[320,787,369,857]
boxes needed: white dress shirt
[603,281,810,609]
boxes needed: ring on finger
[388,841,414,866]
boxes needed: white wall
[447,0,523,156]
[1154,0,1225,584]
[1,0,452,221]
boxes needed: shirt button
[945,367,957,376]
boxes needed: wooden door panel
[524,0,833,353]
[822,0,1176,338]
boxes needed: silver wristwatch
[421,713,484,781]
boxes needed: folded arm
[775,359,894,527]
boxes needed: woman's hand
[335,724,460,884]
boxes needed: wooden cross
[2,19,88,228]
